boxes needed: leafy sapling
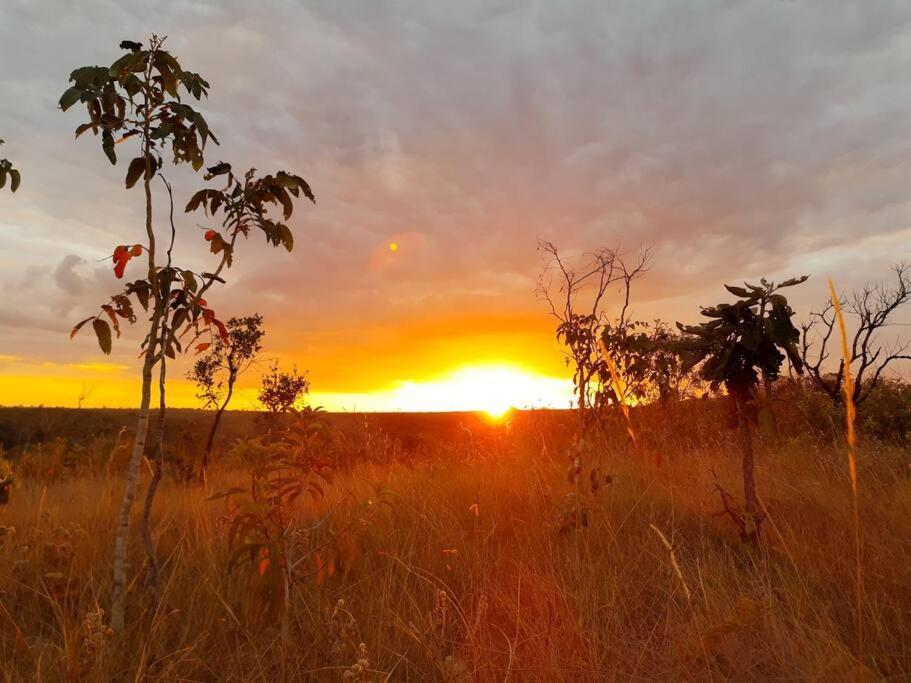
[676,276,807,543]
[61,36,314,630]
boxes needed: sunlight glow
[388,241,398,252]
[382,365,574,415]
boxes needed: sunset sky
[2,1,911,411]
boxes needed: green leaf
[59,87,82,111]
[102,130,116,165]
[108,52,136,77]
[278,224,293,252]
[724,284,752,298]
[125,156,146,189]
[92,318,112,354]
[779,275,809,288]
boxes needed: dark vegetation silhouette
[802,263,911,405]
[0,139,21,193]
[675,277,808,543]
[189,314,265,481]
[258,362,310,426]
[60,35,314,630]
[535,240,651,425]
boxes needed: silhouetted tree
[259,362,309,424]
[601,319,704,405]
[536,240,651,424]
[61,36,314,629]
[190,314,265,480]
[676,276,807,543]
[801,264,911,405]
[0,140,21,193]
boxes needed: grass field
[0,398,909,681]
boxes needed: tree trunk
[110,312,160,631]
[140,330,168,597]
[735,390,762,544]
[201,382,233,483]
[111,82,157,632]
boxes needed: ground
[0,400,908,681]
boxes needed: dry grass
[0,404,909,681]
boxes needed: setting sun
[382,365,573,415]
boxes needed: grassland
[0,396,909,681]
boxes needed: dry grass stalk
[649,523,692,602]
[602,344,638,448]
[829,278,864,672]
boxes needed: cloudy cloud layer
[1,1,910,405]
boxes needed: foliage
[536,240,651,417]
[258,362,310,420]
[0,139,21,193]
[59,34,314,630]
[189,315,265,408]
[676,277,808,395]
[211,408,394,628]
[675,276,807,543]
[601,319,705,405]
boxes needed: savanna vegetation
[1,34,911,683]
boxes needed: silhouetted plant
[801,264,911,406]
[60,36,314,630]
[536,240,651,423]
[0,140,21,193]
[259,362,310,424]
[189,314,265,481]
[601,319,704,406]
[676,276,807,543]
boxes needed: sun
[385,364,574,414]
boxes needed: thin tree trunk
[201,382,233,483]
[111,63,157,631]
[735,390,761,544]
[110,311,160,631]
[140,332,167,596]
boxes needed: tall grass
[0,404,908,680]
[829,278,865,674]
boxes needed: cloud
[1,0,910,397]
[53,254,86,293]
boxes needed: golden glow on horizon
[376,364,574,415]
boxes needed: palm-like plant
[676,276,807,542]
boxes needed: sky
[1,0,910,411]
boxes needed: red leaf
[213,319,229,343]
[258,557,270,577]
[112,245,131,279]
[195,342,211,354]
[204,230,216,241]
[130,244,143,257]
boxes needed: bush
[857,379,911,445]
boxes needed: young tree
[0,139,22,193]
[61,36,314,630]
[801,264,911,405]
[259,362,309,424]
[676,276,807,543]
[536,240,651,423]
[189,314,265,480]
